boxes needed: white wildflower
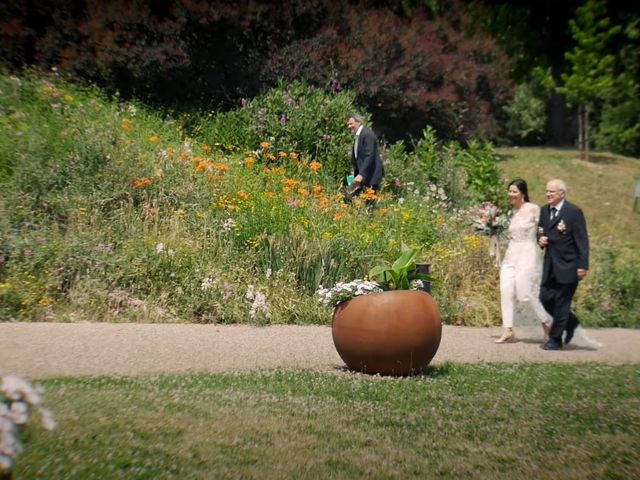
[155,242,165,254]
[201,277,216,292]
[222,218,235,233]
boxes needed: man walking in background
[538,179,589,350]
[347,114,384,197]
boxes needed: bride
[495,178,601,348]
[495,179,552,343]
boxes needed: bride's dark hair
[508,178,530,202]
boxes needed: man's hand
[577,269,588,280]
[354,174,363,184]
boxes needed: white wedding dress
[499,203,601,347]
[499,203,552,337]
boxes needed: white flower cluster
[1,375,57,474]
[201,277,216,292]
[245,285,271,320]
[222,218,236,233]
[316,280,383,307]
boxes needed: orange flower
[122,118,133,132]
[278,151,288,158]
[211,162,229,172]
[282,178,299,187]
[266,153,277,162]
[289,152,299,161]
[312,185,322,195]
[360,188,379,202]
[237,191,249,200]
[132,177,151,188]
[260,141,272,149]
[282,186,292,194]
[244,156,256,167]
[264,191,277,198]
[333,212,345,221]
[309,161,322,172]
[149,135,160,143]
[298,188,309,197]
[202,144,212,153]
[376,208,389,217]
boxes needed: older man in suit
[347,114,384,195]
[538,179,589,350]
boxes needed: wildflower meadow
[0,71,638,327]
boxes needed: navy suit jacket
[351,127,384,188]
[538,201,589,284]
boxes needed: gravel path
[1,323,639,379]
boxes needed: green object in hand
[347,174,355,185]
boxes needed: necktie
[551,207,557,220]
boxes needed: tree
[558,0,622,160]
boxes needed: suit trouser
[539,277,579,342]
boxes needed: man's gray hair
[348,113,365,125]
[550,178,567,193]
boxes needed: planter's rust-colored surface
[332,290,442,375]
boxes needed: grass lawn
[15,364,640,479]
[496,147,640,250]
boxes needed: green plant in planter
[369,244,434,291]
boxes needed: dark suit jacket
[352,127,384,188]
[538,201,589,284]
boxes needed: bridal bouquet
[468,202,510,237]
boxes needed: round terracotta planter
[332,290,442,375]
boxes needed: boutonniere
[557,220,566,234]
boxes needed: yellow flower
[309,161,322,172]
[376,208,389,217]
[260,141,272,149]
[63,94,74,103]
[122,118,133,132]
[149,135,160,143]
[323,231,333,238]
[244,156,256,167]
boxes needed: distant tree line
[1,0,638,154]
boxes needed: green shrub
[194,80,359,178]
[576,238,640,328]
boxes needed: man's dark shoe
[542,340,562,351]
[565,312,580,344]
[564,325,576,345]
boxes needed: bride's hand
[539,236,549,248]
